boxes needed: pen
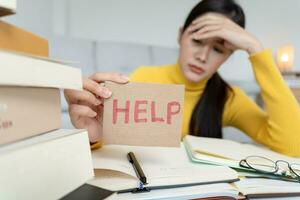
[127,152,147,185]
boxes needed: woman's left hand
[188,13,264,55]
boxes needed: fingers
[192,29,220,41]
[65,72,123,109]
[69,104,97,120]
[89,72,130,84]
[188,20,221,33]
[188,12,234,34]
[64,88,102,106]
[83,77,112,98]
[191,12,226,26]
[192,24,222,37]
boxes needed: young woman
[64,0,300,156]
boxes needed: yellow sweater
[130,49,300,157]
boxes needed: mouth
[188,64,205,75]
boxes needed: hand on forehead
[186,12,237,51]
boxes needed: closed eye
[213,46,224,54]
[192,39,203,45]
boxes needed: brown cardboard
[0,86,60,146]
[103,82,184,147]
[0,20,48,57]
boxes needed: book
[184,135,300,170]
[88,143,239,193]
[0,20,48,57]
[0,50,82,90]
[184,135,300,198]
[0,0,16,17]
[235,178,300,199]
[109,183,239,200]
[0,86,60,146]
[0,129,94,200]
[0,49,83,146]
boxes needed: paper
[235,178,300,196]
[89,143,239,191]
[184,135,300,169]
[103,82,184,147]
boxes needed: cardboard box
[0,86,60,146]
[0,20,48,56]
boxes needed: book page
[185,135,300,164]
[91,143,238,190]
[235,178,300,195]
[185,135,247,160]
[88,169,138,191]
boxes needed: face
[178,17,233,83]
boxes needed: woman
[64,0,300,156]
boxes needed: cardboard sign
[102,82,184,147]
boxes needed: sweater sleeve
[226,49,300,157]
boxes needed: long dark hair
[185,0,246,138]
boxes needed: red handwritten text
[112,99,180,125]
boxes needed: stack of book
[0,19,94,200]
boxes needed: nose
[195,45,209,63]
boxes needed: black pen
[127,152,147,185]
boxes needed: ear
[177,27,184,44]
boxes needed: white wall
[68,0,199,48]
[4,0,300,81]
[238,0,300,71]
[3,0,53,38]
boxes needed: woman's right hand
[64,72,130,142]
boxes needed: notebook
[234,178,300,199]
[87,143,239,193]
[184,135,300,198]
[184,135,300,171]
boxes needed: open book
[184,135,300,171]
[88,143,239,193]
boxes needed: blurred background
[3,0,300,143]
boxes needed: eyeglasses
[239,155,300,182]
